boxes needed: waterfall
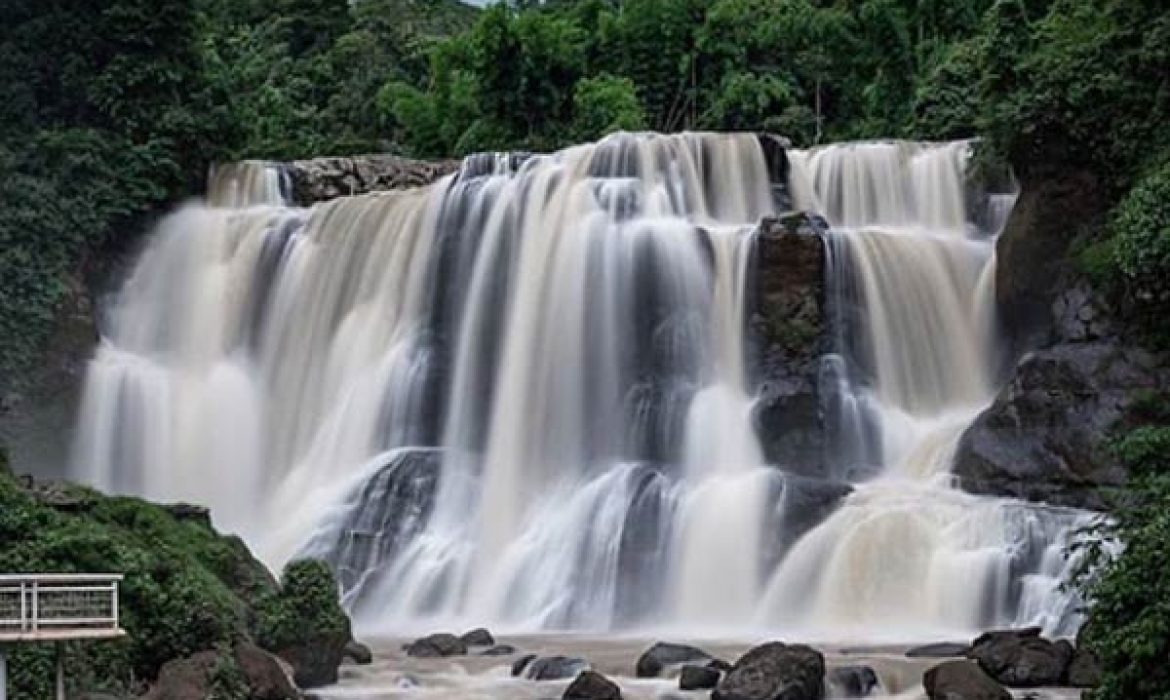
[70,132,1087,639]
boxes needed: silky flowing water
[70,133,1091,696]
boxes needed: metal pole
[1,646,8,700]
[55,643,64,700]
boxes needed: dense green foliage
[1076,421,1170,700]
[256,559,350,654]
[0,447,272,695]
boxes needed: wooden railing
[0,574,124,642]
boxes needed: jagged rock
[511,653,537,677]
[712,641,825,700]
[480,644,517,656]
[1065,647,1102,687]
[923,660,1011,700]
[564,670,622,700]
[460,627,495,647]
[907,643,971,658]
[524,655,589,681]
[285,155,460,205]
[965,628,1072,687]
[751,214,827,476]
[143,644,298,700]
[404,633,467,658]
[162,503,212,526]
[680,664,722,690]
[826,665,879,697]
[342,640,372,665]
[636,642,715,678]
[953,342,1164,509]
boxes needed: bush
[1076,424,1170,700]
[256,559,351,687]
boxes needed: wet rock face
[285,155,460,205]
[922,660,1011,700]
[964,628,1073,688]
[712,641,825,700]
[750,214,828,477]
[564,670,623,700]
[953,342,1165,509]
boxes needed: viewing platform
[0,574,126,700]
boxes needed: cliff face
[953,170,1170,511]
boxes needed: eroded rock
[923,660,1011,700]
[712,641,825,700]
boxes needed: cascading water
[70,132,1087,641]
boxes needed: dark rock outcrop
[460,627,495,647]
[524,655,589,681]
[995,168,1105,351]
[965,628,1072,687]
[144,644,298,700]
[404,633,468,658]
[922,660,1011,700]
[826,665,879,697]
[636,642,716,678]
[285,155,459,205]
[712,642,825,700]
[680,664,722,690]
[564,670,622,700]
[751,214,828,476]
[342,640,372,665]
[1065,647,1102,687]
[906,642,970,658]
[953,341,1164,509]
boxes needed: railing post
[18,582,26,633]
[55,643,64,700]
[111,581,119,628]
[29,581,37,633]
[0,644,7,700]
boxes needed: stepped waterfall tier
[70,133,1088,639]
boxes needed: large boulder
[679,664,722,690]
[922,660,1011,700]
[965,628,1072,687]
[712,642,825,700]
[636,642,716,678]
[143,644,298,700]
[342,640,372,665]
[826,665,879,697]
[1066,647,1102,688]
[953,341,1165,509]
[404,633,468,658]
[564,670,623,700]
[459,627,495,647]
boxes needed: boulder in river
[923,660,1011,700]
[712,641,825,700]
[679,664,722,690]
[826,665,879,697]
[636,641,716,677]
[404,633,468,657]
[525,655,590,681]
[965,628,1072,687]
[511,653,537,676]
[564,670,622,700]
[460,627,496,647]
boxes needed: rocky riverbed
[313,634,1085,700]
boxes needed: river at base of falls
[316,635,1083,700]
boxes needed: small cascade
[70,132,1088,640]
